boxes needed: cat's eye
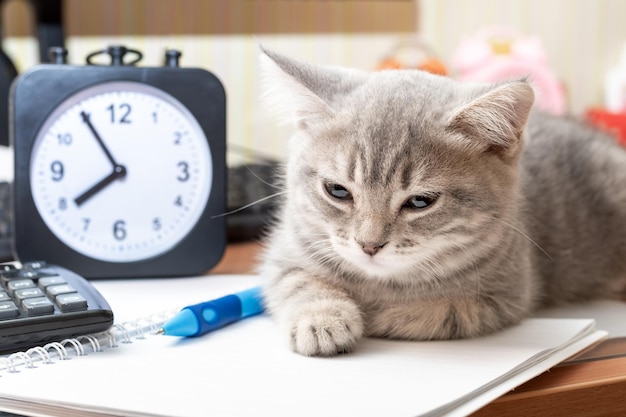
[404,195,437,209]
[325,183,353,200]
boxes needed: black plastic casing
[0,263,114,353]
[11,64,226,278]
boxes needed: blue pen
[157,286,264,337]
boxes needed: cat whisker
[243,164,283,190]
[303,241,349,274]
[496,219,553,261]
[421,259,447,284]
[211,191,287,219]
[307,244,337,266]
[412,245,448,278]
[405,250,447,285]
[302,240,329,257]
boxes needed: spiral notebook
[0,274,608,417]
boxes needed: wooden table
[212,242,626,417]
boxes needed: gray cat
[257,48,626,357]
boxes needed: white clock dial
[30,81,213,262]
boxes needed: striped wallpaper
[4,1,625,164]
[420,0,626,115]
[4,33,409,166]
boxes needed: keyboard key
[0,300,19,319]
[46,284,76,297]
[22,297,55,316]
[7,279,36,295]
[14,287,45,301]
[22,261,48,270]
[55,293,88,312]
[39,276,67,289]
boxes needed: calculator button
[0,301,19,319]
[0,291,10,301]
[7,279,36,295]
[22,261,48,270]
[55,293,88,312]
[46,284,75,297]
[39,276,67,289]
[14,287,45,300]
[22,297,55,316]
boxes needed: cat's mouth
[357,255,396,276]
[333,240,408,278]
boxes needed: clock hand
[74,164,127,207]
[80,111,119,168]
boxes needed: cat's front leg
[366,296,526,340]
[263,270,364,356]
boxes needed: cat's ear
[447,81,535,157]
[259,46,366,129]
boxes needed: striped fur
[257,49,626,357]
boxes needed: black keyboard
[226,162,279,241]
[0,261,113,353]
[0,181,11,261]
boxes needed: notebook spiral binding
[0,310,177,375]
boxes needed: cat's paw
[287,298,364,356]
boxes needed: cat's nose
[358,241,388,256]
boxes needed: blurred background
[2,0,626,246]
[2,0,626,166]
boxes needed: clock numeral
[57,133,72,145]
[152,217,162,231]
[107,103,132,124]
[152,112,158,123]
[113,220,127,241]
[174,195,183,207]
[177,161,190,182]
[83,218,91,232]
[58,197,67,211]
[50,160,64,181]
[174,131,183,145]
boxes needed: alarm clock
[11,46,226,278]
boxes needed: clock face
[29,81,213,263]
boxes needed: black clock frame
[11,64,226,278]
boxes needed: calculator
[0,261,114,353]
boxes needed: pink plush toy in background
[452,26,566,115]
